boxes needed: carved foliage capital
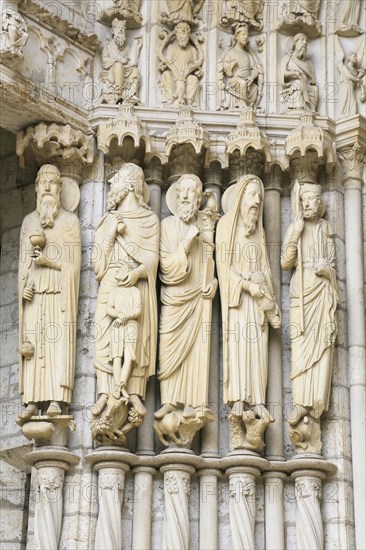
[295,478,322,503]
[164,472,191,496]
[338,144,366,181]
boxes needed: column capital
[338,143,366,182]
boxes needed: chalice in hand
[30,231,46,258]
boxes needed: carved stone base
[229,408,273,453]
[90,394,144,446]
[0,49,24,68]
[18,415,76,447]
[277,17,321,38]
[153,406,214,449]
[289,414,322,455]
[335,25,364,38]
[99,8,142,28]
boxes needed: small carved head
[176,174,202,222]
[112,18,126,47]
[239,177,263,235]
[107,163,148,210]
[347,52,358,66]
[234,24,249,48]
[292,33,308,58]
[299,183,324,219]
[35,165,62,227]
[174,21,190,48]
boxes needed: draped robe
[281,219,338,409]
[93,208,159,399]
[18,208,81,404]
[158,213,212,408]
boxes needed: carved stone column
[198,468,221,550]
[25,449,79,550]
[263,472,287,550]
[94,462,129,550]
[161,463,195,550]
[132,467,156,550]
[338,142,366,550]
[292,470,325,550]
[226,466,259,550]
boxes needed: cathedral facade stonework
[0,1,365,549]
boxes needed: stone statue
[337,51,365,118]
[216,175,281,452]
[100,18,142,105]
[220,0,264,30]
[17,165,81,423]
[0,8,28,66]
[159,22,203,107]
[281,182,338,454]
[218,24,263,110]
[91,164,159,445]
[281,33,318,112]
[161,0,205,25]
[335,0,363,36]
[291,0,320,24]
[154,175,218,448]
[100,0,143,27]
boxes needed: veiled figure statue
[216,175,281,452]
[281,182,338,454]
[154,175,218,448]
[91,164,159,444]
[17,165,81,424]
[218,24,263,110]
[281,33,318,112]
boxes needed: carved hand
[315,264,330,279]
[122,269,140,287]
[248,282,264,299]
[293,213,304,236]
[203,278,218,300]
[23,286,34,301]
[118,315,128,326]
[32,250,48,267]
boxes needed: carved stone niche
[0,7,29,68]
[277,0,321,38]
[99,0,143,28]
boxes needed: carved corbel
[277,0,321,38]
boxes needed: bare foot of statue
[154,403,174,419]
[91,394,108,416]
[129,394,146,417]
[47,401,62,417]
[288,404,309,426]
[231,400,244,417]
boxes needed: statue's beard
[302,206,318,219]
[177,201,198,222]
[176,36,189,48]
[37,194,60,228]
[241,204,259,236]
[114,33,126,49]
[296,45,306,59]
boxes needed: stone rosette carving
[100,18,142,105]
[280,34,318,113]
[91,164,159,446]
[218,24,264,111]
[16,123,95,167]
[0,7,28,67]
[217,175,281,453]
[99,0,143,28]
[277,0,321,38]
[282,182,338,455]
[220,0,264,31]
[159,23,204,107]
[154,175,219,449]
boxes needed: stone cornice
[0,64,91,133]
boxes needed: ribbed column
[227,466,259,550]
[292,470,325,550]
[161,464,195,550]
[201,161,222,457]
[95,462,129,550]
[132,467,156,550]
[338,144,366,550]
[198,469,221,550]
